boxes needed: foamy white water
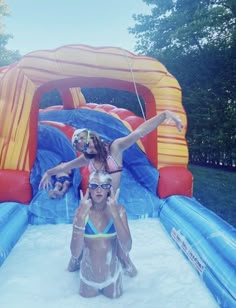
[0,219,218,308]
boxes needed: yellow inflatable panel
[0,44,188,172]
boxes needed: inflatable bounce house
[0,44,235,307]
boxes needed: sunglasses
[88,183,112,190]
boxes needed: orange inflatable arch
[0,44,189,203]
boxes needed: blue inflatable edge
[159,195,236,308]
[0,202,28,266]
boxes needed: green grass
[188,164,236,227]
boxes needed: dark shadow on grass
[188,164,236,227]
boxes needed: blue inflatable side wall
[159,195,236,307]
[0,202,28,266]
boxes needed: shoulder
[104,141,112,151]
[105,140,120,156]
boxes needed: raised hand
[74,189,93,220]
[165,110,183,132]
[106,187,120,217]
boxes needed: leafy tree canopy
[130,0,236,55]
[0,0,21,66]
[129,0,236,168]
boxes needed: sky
[0,219,218,308]
[4,0,151,56]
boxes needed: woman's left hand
[165,110,183,132]
[106,187,120,217]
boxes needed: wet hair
[89,170,112,184]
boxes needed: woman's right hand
[38,171,52,190]
[73,189,92,224]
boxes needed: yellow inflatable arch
[0,44,188,203]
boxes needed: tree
[129,0,236,168]
[0,0,21,66]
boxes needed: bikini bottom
[80,262,122,290]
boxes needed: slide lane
[34,108,161,221]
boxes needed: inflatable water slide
[0,45,235,307]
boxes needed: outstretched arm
[112,110,183,153]
[39,155,88,190]
[135,110,182,136]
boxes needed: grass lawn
[188,164,236,227]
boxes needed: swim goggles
[72,129,90,153]
[88,183,112,190]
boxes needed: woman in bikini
[39,109,182,275]
[70,170,132,298]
